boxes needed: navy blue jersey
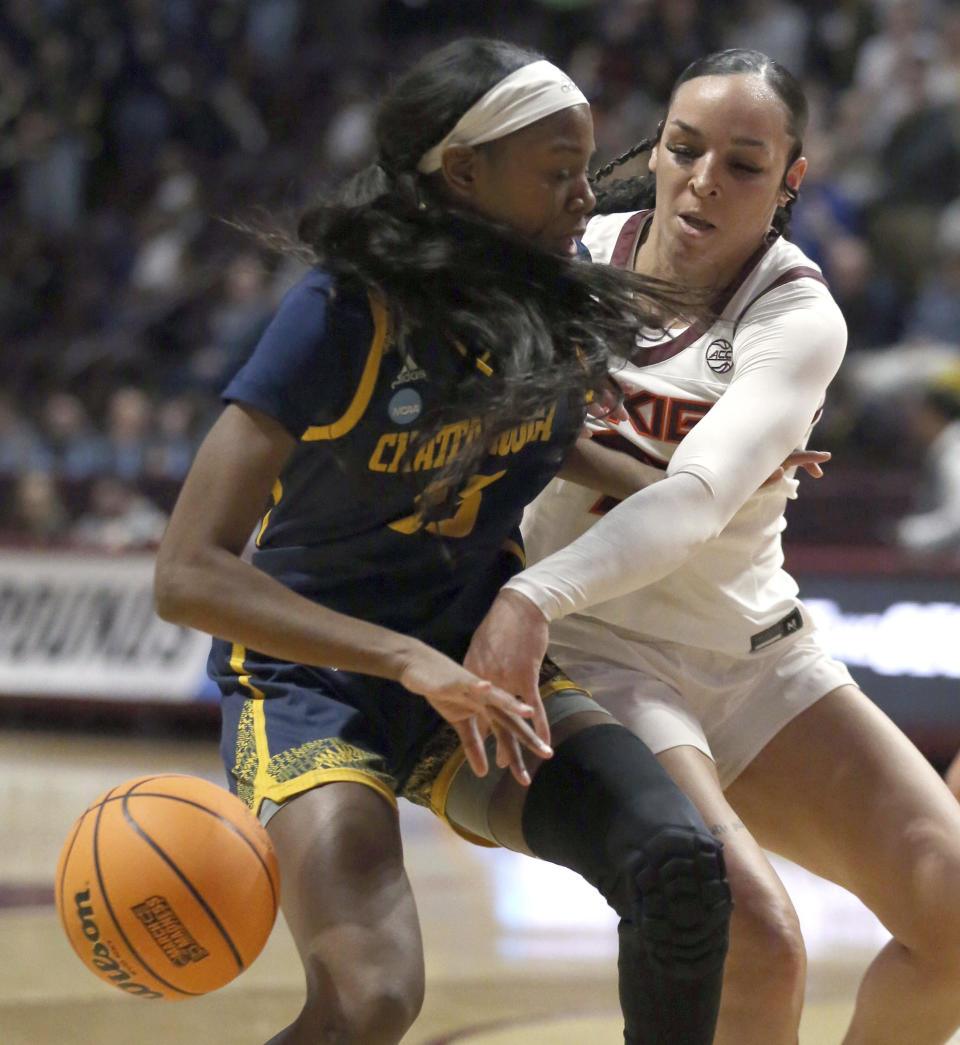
[221,267,581,661]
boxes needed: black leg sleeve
[521,723,731,1045]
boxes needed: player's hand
[585,376,627,423]
[761,449,831,487]
[463,588,553,783]
[396,645,551,782]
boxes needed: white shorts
[548,616,857,789]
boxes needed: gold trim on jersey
[301,291,391,442]
[255,478,283,548]
[501,538,525,566]
[453,340,493,376]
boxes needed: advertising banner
[798,571,960,744]
[1,548,957,730]
[0,550,212,702]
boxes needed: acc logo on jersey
[705,338,733,374]
[389,388,422,424]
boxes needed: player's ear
[781,155,807,205]
[440,145,479,203]
[648,118,664,173]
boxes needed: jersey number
[388,470,506,538]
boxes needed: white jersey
[513,211,848,657]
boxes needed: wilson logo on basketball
[73,889,163,999]
[57,773,280,999]
[705,339,733,374]
[133,895,210,967]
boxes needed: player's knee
[892,834,960,967]
[346,985,422,1045]
[293,941,424,1045]
[631,825,732,980]
[727,878,805,993]
[521,724,732,980]
[829,817,960,972]
[296,973,423,1045]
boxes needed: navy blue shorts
[210,638,591,847]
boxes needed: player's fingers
[489,710,534,785]
[785,449,830,464]
[785,450,830,472]
[490,703,552,761]
[527,686,550,748]
[462,679,550,758]
[473,678,536,719]
[503,734,531,786]
[496,667,550,747]
[453,718,489,777]
[489,716,518,769]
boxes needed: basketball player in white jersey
[465,49,960,1045]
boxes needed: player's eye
[666,144,696,162]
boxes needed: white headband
[417,59,589,174]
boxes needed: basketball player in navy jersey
[471,49,960,1045]
[155,38,731,1045]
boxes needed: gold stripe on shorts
[229,643,397,816]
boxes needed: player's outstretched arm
[562,436,831,499]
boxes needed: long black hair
[592,49,809,236]
[294,37,694,509]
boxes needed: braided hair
[592,49,808,237]
[294,37,694,511]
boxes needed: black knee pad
[522,723,731,981]
[632,824,731,979]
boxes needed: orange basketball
[55,773,280,1001]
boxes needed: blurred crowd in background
[2,0,960,558]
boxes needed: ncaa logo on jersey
[705,338,733,374]
[389,387,422,424]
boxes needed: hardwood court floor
[0,726,885,1044]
